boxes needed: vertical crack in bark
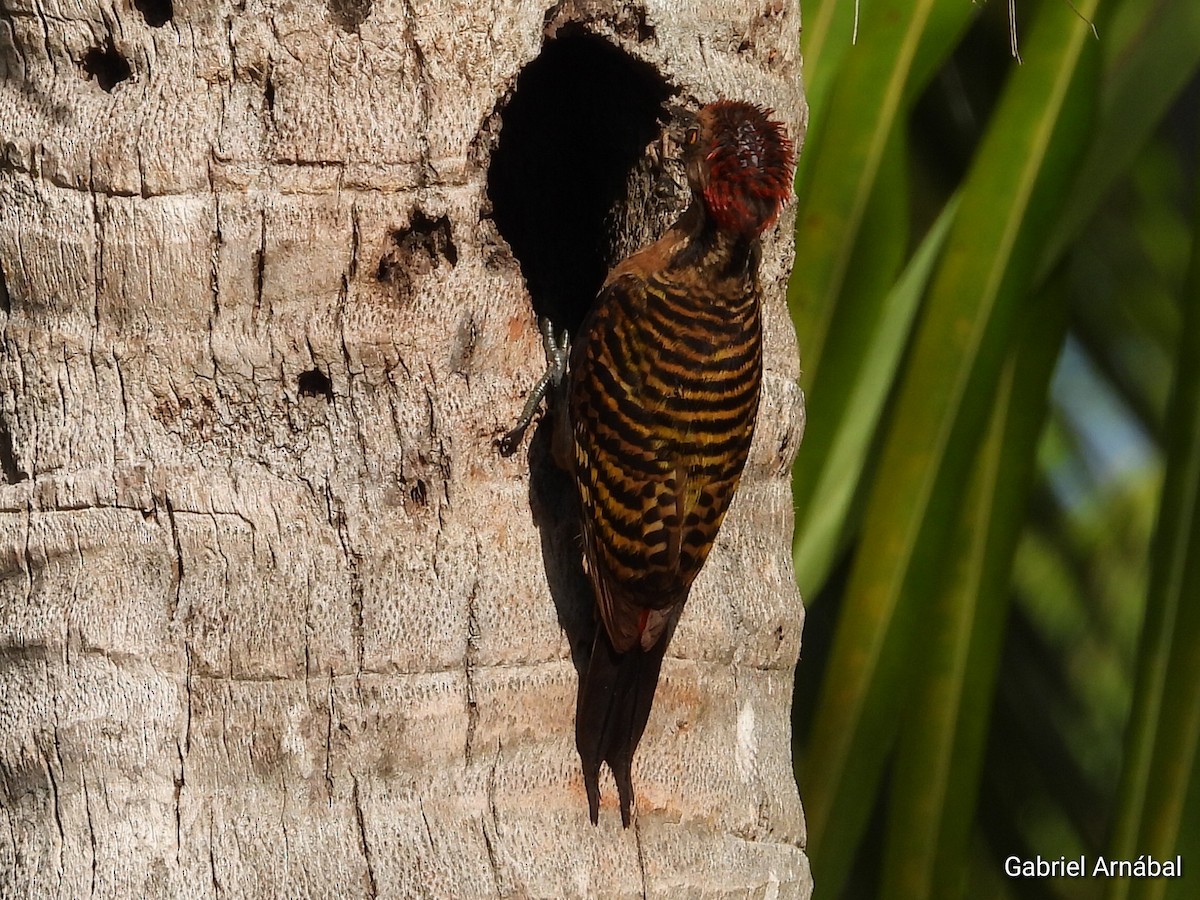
[277,767,291,873]
[81,769,97,896]
[136,142,148,199]
[418,796,436,858]
[430,514,444,582]
[179,641,194,871]
[330,237,369,680]
[217,689,232,776]
[479,815,502,899]
[207,810,222,898]
[112,352,129,451]
[252,211,266,325]
[164,495,185,623]
[337,274,371,467]
[634,816,649,899]
[174,501,194,871]
[333,210,371,473]
[264,66,276,125]
[348,203,361,280]
[0,259,27,477]
[463,536,482,763]
[482,743,504,897]
[323,668,335,804]
[302,556,314,680]
[210,196,222,324]
[44,730,66,877]
[400,0,432,183]
[87,194,102,451]
[22,502,34,607]
[89,192,102,334]
[421,378,453,516]
[174,737,185,861]
[55,343,69,423]
[351,775,378,899]
[326,484,365,677]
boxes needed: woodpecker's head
[675,100,794,236]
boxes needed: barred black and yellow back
[571,234,762,655]
[566,101,793,826]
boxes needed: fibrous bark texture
[0,0,809,897]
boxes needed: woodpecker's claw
[497,317,569,456]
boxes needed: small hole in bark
[134,0,173,27]
[486,32,671,336]
[298,369,333,400]
[81,39,132,92]
[0,263,10,314]
[0,426,27,484]
[327,0,372,32]
[410,479,428,506]
[375,212,458,295]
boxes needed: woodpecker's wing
[568,270,761,654]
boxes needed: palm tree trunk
[0,0,809,895]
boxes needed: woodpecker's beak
[663,102,697,135]
[664,101,696,123]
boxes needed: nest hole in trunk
[486,31,672,336]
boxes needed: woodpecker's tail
[575,626,671,827]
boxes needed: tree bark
[0,0,809,896]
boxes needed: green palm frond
[788,0,1200,895]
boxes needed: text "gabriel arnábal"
[1005,855,1183,878]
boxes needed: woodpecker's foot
[497,317,569,456]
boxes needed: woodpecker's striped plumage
[571,228,763,657]
[501,100,793,826]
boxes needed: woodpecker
[500,100,794,826]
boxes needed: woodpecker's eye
[685,126,700,146]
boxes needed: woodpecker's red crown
[681,100,794,236]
